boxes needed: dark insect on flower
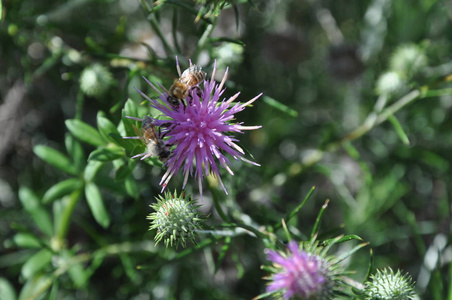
[136,61,262,197]
[167,58,206,109]
[123,116,171,162]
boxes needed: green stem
[75,90,84,120]
[56,189,82,239]
[148,14,176,57]
[300,89,421,170]
[193,16,218,61]
[211,190,229,222]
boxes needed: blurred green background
[0,0,451,299]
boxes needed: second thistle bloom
[137,62,262,196]
[265,241,330,300]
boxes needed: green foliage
[2,0,452,299]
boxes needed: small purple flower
[265,241,327,299]
[136,61,262,196]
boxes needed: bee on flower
[132,59,262,198]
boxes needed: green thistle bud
[147,191,203,248]
[376,71,405,97]
[364,268,416,300]
[389,44,427,79]
[79,64,113,98]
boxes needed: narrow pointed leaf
[214,237,231,275]
[18,274,53,300]
[65,134,85,171]
[21,249,53,279]
[263,96,298,117]
[84,160,104,182]
[388,115,410,145]
[66,119,105,147]
[42,178,83,204]
[34,145,77,175]
[0,277,16,300]
[85,183,110,228]
[18,187,53,236]
[13,233,42,249]
[97,112,121,144]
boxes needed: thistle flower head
[79,64,113,98]
[263,240,346,300]
[136,60,262,197]
[147,190,203,248]
[364,268,416,300]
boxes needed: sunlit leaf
[66,119,106,147]
[13,233,42,249]
[84,160,104,182]
[0,277,16,300]
[97,112,121,144]
[21,249,53,279]
[42,178,83,204]
[33,145,77,175]
[85,183,111,228]
[18,274,53,300]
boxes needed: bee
[125,116,171,162]
[168,63,206,108]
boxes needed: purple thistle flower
[265,241,327,299]
[135,61,262,196]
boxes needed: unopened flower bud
[147,191,203,248]
[79,64,113,98]
[364,268,416,300]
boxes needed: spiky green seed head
[79,64,113,98]
[147,191,203,248]
[364,268,416,300]
[389,44,427,79]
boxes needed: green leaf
[114,159,136,181]
[13,233,42,249]
[88,147,124,162]
[97,112,121,144]
[124,176,139,200]
[18,274,53,300]
[65,134,85,171]
[18,187,53,236]
[388,115,410,146]
[33,145,77,175]
[263,96,298,117]
[60,249,89,288]
[214,237,231,275]
[85,183,110,228]
[65,119,106,147]
[84,160,104,182]
[0,277,17,300]
[108,132,137,154]
[124,98,139,118]
[275,186,316,230]
[209,37,245,46]
[42,178,83,204]
[21,249,53,279]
